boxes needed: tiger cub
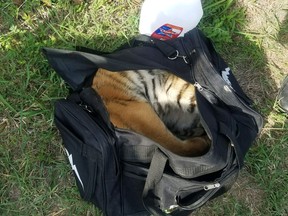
[91,68,210,156]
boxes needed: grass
[1,0,287,215]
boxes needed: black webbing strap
[218,121,243,168]
[153,39,179,59]
[129,34,178,59]
[129,34,182,61]
[142,149,169,216]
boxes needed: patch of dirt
[239,0,288,85]
[13,0,24,6]
[0,118,9,133]
[9,185,21,201]
[230,0,288,132]
[228,168,265,214]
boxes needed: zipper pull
[204,183,220,191]
[79,103,92,113]
[194,82,203,91]
[164,205,179,214]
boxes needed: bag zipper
[191,55,262,131]
[175,166,239,212]
[194,82,203,91]
[204,183,220,191]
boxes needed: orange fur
[92,68,210,156]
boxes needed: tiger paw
[182,135,211,157]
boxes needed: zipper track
[190,49,262,132]
[187,31,262,126]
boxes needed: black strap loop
[218,122,243,168]
[142,149,169,216]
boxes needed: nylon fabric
[46,27,263,216]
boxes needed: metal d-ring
[168,50,189,64]
[168,50,179,60]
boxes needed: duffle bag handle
[142,149,169,216]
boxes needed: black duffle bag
[43,28,263,216]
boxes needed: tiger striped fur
[92,68,210,156]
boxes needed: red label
[151,24,183,40]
